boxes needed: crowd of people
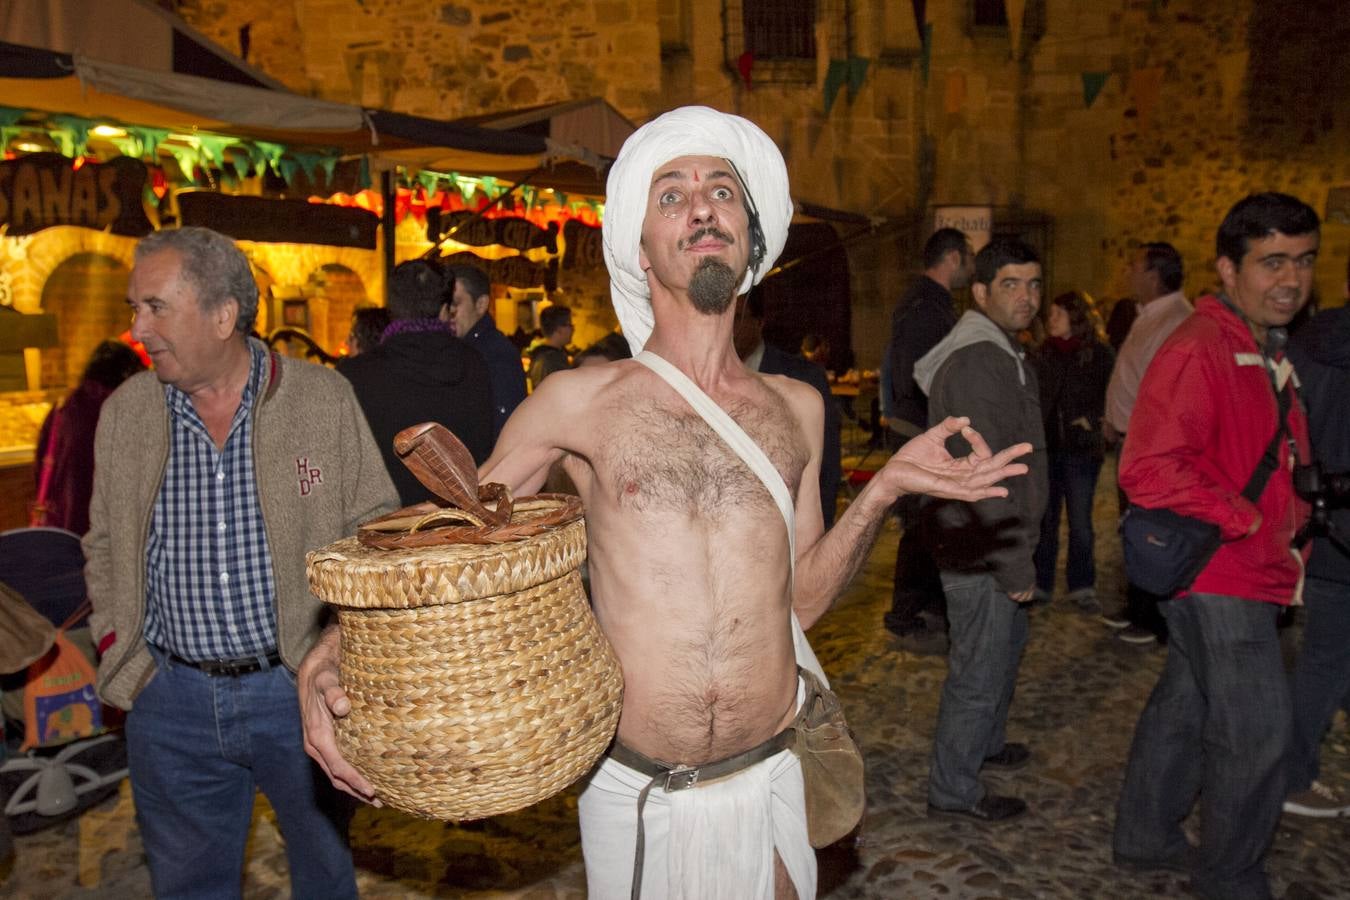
[882,193,1346,899]
[9,101,1345,900]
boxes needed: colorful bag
[20,600,103,750]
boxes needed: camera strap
[1241,365,1293,504]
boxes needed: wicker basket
[306,499,623,821]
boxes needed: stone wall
[1100,0,1350,307]
[176,0,663,121]
[173,0,1350,369]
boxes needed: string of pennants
[908,0,1227,126]
[0,107,602,218]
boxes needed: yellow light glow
[13,142,45,153]
[91,125,127,138]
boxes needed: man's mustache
[680,227,735,249]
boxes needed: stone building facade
[171,0,1350,365]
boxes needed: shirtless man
[299,106,1029,899]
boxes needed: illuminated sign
[0,154,153,237]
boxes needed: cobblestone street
[6,457,1349,898]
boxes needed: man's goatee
[689,259,738,315]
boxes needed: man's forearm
[794,472,897,628]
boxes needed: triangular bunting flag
[823,59,848,114]
[944,71,968,115]
[1082,72,1110,108]
[847,57,870,100]
[737,52,755,90]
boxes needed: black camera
[1293,463,1350,548]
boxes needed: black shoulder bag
[1120,373,1292,596]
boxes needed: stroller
[1,527,128,835]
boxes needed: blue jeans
[1033,452,1102,594]
[928,571,1029,808]
[1287,576,1350,793]
[125,649,357,900]
[1113,595,1289,900]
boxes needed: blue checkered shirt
[143,343,278,660]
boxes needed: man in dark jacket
[1283,257,1350,818]
[340,260,494,505]
[442,263,527,444]
[915,238,1047,824]
[883,227,973,650]
[733,289,841,526]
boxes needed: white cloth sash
[633,350,827,687]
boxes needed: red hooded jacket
[1120,295,1310,605]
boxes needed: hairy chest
[596,389,808,517]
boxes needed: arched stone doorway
[306,264,371,355]
[40,253,132,391]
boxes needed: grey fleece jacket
[83,344,398,709]
[914,310,1048,594]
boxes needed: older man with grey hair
[84,226,397,898]
[300,108,1029,899]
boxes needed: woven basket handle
[393,423,512,526]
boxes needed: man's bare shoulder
[532,357,648,404]
[754,369,824,422]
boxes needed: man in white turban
[298,106,1030,899]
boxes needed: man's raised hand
[883,416,1031,502]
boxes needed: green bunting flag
[823,59,848,114]
[49,116,91,158]
[847,57,870,100]
[252,142,286,177]
[1082,72,1110,108]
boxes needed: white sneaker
[1283,780,1350,818]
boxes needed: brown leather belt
[610,726,797,900]
[168,650,282,677]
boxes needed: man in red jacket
[1112,193,1318,900]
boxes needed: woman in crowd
[33,340,146,535]
[1032,291,1115,613]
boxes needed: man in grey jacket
[915,238,1049,823]
[85,227,397,898]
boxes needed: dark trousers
[928,571,1028,808]
[1287,576,1350,793]
[885,493,946,633]
[1033,452,1103,594]
[1114,595,1289,900]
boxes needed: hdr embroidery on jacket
[296,457,324,496]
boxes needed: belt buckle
[664,766,700,791]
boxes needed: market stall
[0,38,613,526]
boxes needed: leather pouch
[791,666,865,848]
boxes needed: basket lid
[307,515,586,609]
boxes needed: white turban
[602,106,794,356]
